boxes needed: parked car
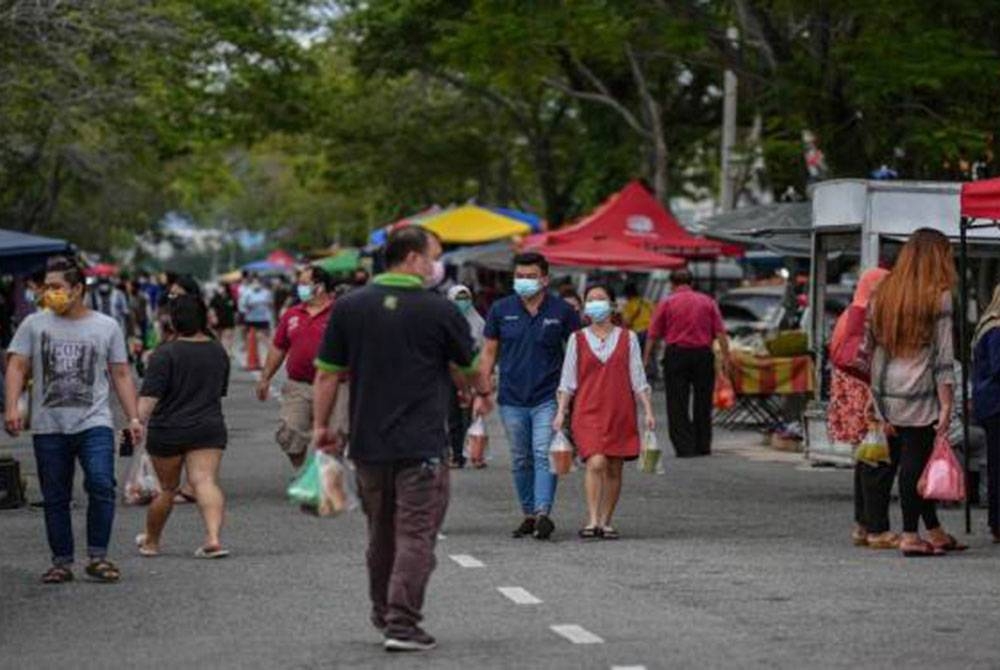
[719,284,852,337]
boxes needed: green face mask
[455,299,473,314]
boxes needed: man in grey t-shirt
[4,257,142,584]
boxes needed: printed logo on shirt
[288,315,301,333]
[503,315,519,321]
[543,318,561,327]
[40,332,96,408]
[383,295,398,311]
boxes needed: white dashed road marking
[497,586,542,605]
[550,624,604,644]
[611,666,647,670]
[449,554,484,568]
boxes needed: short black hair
[558,284,581,303]
[304,265,333,291]
[624,282,639,298]
[46,256,85,287]
[584,282,616,303]
[168,294,207,337]
[670,269,692,286]
[513,252,549,276]
[384,226,438,268]
[174,274,201,297]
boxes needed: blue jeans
[33,427,116,566]
[499,400,558,515]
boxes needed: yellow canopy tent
[421,205,531,244]
[218,269,243,283]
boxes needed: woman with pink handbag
[868,229,967,557]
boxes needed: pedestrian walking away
[868,228,966,557]
[479,252,581,540]
[827,268,897,549]
[209,284,238,356]
[972,283,1000,543]
[3,256,143,584]
[554,284,654,540]
[446,284,486,469]
[256,265,348,472]
[311,226,492,653]
[238,274,274,367]
[644,269,731,457]
[135,295,231,559]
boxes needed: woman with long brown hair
[869,228,966,557]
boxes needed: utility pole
[719,26,739,213]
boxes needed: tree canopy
[2,0,998,256]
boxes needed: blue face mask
[454,298,473,314]
[296,284,314,302]
[513,278,542,298]
[584,300,612,322]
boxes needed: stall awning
[0,228,72,274]
[422,205,531,244]
[538,237,685,270]
[528,181,728,259]
[314,248,360,274]
[961,177,1000,220]
[694,203,812,257]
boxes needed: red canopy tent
[525,181,734,259]
[84,263,119,277]
[537,237,685,270]
[957,177,1000,533]
[266,249,297,268]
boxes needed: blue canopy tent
[242,260,292,275]
[0,228,73,275]
[489,207,543,233]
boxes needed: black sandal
[85,559,121,583]
[601,526,620,540]
[41,565,74,584]
[578,526,602,539]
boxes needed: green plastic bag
[287,452,323,508]
[287,451,359,516]
[144,326,160,351]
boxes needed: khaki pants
[276,379,350,456]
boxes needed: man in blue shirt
[478,252,580,540]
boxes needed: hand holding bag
[917,436,966,502]
[548,431,574,476]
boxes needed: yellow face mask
[46,288,72,315]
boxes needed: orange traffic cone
[244,327,261,371]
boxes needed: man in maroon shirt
[644,269,731,457]
[257,265,348,469]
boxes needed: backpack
[829,304,873,383]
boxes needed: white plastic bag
[463,416,489,466]
[548,431,574,476]
[122,447,161,506]
[315,451,359,517]
[638,430,664,474]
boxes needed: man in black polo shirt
[312,226,491,653]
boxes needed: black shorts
[244,321,270,331]
[146,426,227,458]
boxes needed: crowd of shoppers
[10,222,1000,654]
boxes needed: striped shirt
[869,293,955,427]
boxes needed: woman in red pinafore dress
[554,284,655,540]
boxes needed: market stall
[715,352,815,429]
[422,205,532,244]
[535,237,684,270]
[525,180,733,259]
[804,180,1000,479]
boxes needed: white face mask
[425,259,445,288]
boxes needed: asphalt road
[2,370,1000,670]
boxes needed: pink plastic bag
[917,436,966,502]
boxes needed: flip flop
[194,546,230,559]
[578,526,602,539]
[600,526,620,540]
[41,565,74,584]
[135,533,159,557]
[866,533,901,550]
[930,534,969,552]
[901,540,945,557]
[173,491,197,505]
